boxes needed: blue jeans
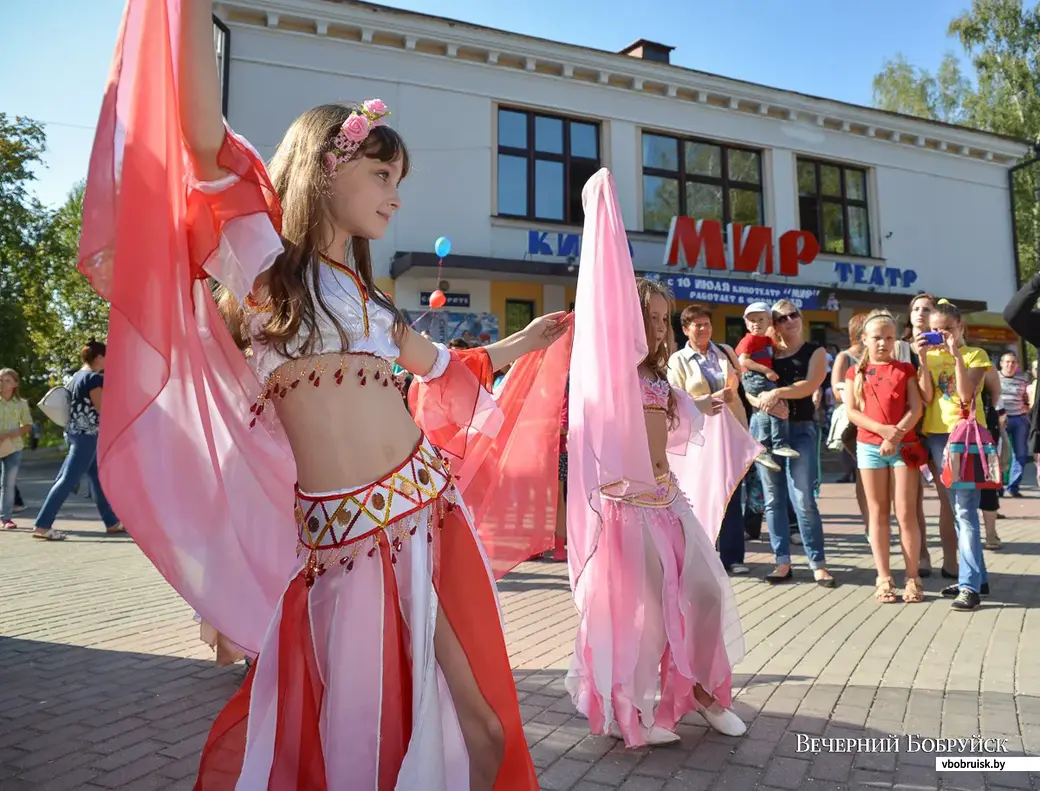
[751,417,826,569]
[34,433,120,531]
[1005,414,1030,493]
[925,433,987,593]
[743,372,791,451]
[719,475,747,567]
[1,450,22,522]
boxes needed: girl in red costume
[78,1,572,788]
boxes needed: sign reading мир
[664,217,819,275]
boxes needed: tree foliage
[0,113,109,435]
[872,0,1040,281]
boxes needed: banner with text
[641,273,824,310]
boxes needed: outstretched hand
[524,311,574,352]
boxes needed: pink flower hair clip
[324,99,390,174]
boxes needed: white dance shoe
[607,723,681,746]
[697,702,747,737]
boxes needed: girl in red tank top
[844,310,925,604]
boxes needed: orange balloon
[429,290,447,309]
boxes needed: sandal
[985,536,1002,550]
[32,528,67,541]
[106,523,127,535]
[902,577,924,603]
[875,576,898,603]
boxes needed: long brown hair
[218,103,409,356]
[635,277,678,427]
[903,292,937,340]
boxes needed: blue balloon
[434,236,451,258]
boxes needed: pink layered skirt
[194,435,538,790]
[566,475,744,747]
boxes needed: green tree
[0,114,48,393]
[0,114,110,441]
[27,183,110,377]
[872,0,1040,281]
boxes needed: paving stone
[3,460,1039,790]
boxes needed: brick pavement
[2,450,1039,790]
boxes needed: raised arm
[1003,272,1040,347]
[180,0,229,180]
[397,312,572,378]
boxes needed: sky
[2,0,970,208]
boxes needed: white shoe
[755,454,781,472]
[646,726,681,745]
[773,447,801,459]
[698,702,747,737]
[607,723,680,746]
[728,564,751,575]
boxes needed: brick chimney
[619,39,674,65]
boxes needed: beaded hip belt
[599,471,678,508]
[296,434,452,551]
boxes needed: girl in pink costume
[566,170,760,747]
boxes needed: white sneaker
[773,447,801,459]
[728,564,751,575]
[754,454,781,472]
[790,533,803,545]
[698,702,747,737]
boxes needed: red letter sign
[778,230,819,276]
[728,223,774,274]
[665,217,726,269]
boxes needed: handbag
[37,385,70,428]
[940,390,1001,490]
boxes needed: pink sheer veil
[566,169,658,597]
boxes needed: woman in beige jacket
[667,304,760,574]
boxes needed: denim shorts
[856,442,907,470]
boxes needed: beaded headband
[322,99,391,174]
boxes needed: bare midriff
[644,411,670,478]
[265,353,422,493]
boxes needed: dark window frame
[797,158,871,257]
[504,298,536,337]
[213,14,231,116]
[640,132,764,234]
[496,107,601,225]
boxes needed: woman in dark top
[32,340,123,540]
[1003,271,1040,456]
[747,299,835,586]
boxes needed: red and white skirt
[193,434,538,790]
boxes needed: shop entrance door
[505,299,535,338]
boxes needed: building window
[641,133,763,233]
[213,15,230,116]
[797,159,870,257]
[496,108,600,224]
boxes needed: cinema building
[212,0,1030,356]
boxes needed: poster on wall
[402,310,500,345]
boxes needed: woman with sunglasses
[748,300,835,587]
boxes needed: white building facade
[213,0,1029,350]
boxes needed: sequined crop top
[641,377,671,413]
[247,258,402,385]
